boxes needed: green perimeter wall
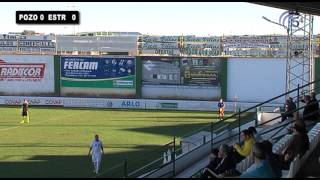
[54,55,61,97]
[220,58,228,100]
[135,56,142,98]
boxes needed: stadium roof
[252,2,320,16]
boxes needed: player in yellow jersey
[20,99,30,124]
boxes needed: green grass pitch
[0,106,245,178]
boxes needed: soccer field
[0,106,249,178]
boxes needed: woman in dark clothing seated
[277,120,310,170]
[303,95,319,121]
[202,144,239,178]
[201,148,221,178]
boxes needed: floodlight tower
[263,10,314,99]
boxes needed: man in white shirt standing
[88,134,104,175]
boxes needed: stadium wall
[0,96,281,112]
[0,55,55,96]
[0,55,308,106]
[141,85,221,101]
[226,58,286,104]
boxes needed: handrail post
[124,159,128,178]
[203,135,206,144]
[211,122,213,149]
[297,84,300,120]
[238,108,241,143]
[172,137,176,177]
[255,107,259,127]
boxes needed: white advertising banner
[62,98,146,109]
[0,55,55,96]
[227,58,286,103]
[0,96,63,106]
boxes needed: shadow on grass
[0,144,165,178]
[123,112,255,138]
[123,122,232,138]
[0,143,158,149]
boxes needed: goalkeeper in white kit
[88,134,104,174]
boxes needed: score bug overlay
[16,11,79,24]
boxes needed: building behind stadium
[0,30,319,57]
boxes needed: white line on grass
[0,126,22,131]
[0,110,89,132]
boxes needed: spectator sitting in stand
[233,129,255,163]
[248,126,263,143]
[281,97,296,122]
[310,92,319,119]
[201,148,221,178]
[303,95,319,121]
[203,144,239,178]
[262,140,282,178]
[240,142,276,178]
[278,120,310,170]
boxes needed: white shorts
[92,153,102,163]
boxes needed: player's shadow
[0,144,166,178]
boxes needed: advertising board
[0,55,55,96]
[181,57,220,86]
[141,56,181,85]
[60,56,136,98]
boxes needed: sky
[0,2,319,36]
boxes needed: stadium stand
[171,91,320,178]
[188,122,320,178]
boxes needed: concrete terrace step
[175,155,209,178]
